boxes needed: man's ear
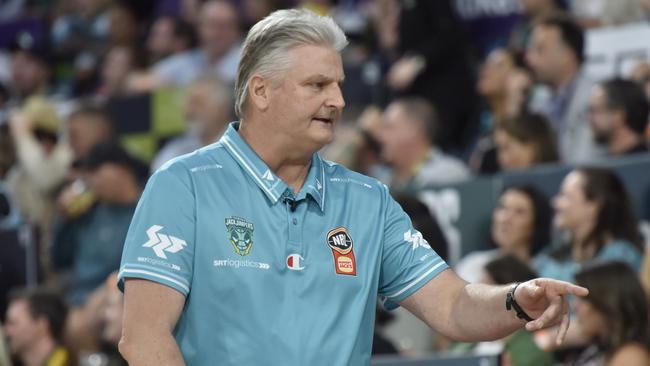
[248,75,270,112]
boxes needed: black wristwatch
[506,283,535,322]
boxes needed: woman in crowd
[571,261,650,365]
[534,168,644,282]
[456,184,551,283]
[493,113,558,172]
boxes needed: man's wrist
[506,283,535,322]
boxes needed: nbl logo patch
[326,227,357,276]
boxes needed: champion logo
[262,169,274,181]
[142,225,187,259]
[286,253,305,271]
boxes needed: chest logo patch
[225,216,254,256]
[327,227,357,276]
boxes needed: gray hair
[234,9,348,118]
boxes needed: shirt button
[292,218,298,225]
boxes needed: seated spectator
[588,78,649,156]
[470,48,532,174]
[571,261,650,365]
[57,103,115,221]
[8,33,54,104]
[145,16,196,65]
[378,97,470,192]
[526,15,605,163]
[494,113,558,171]
[52,142,147,306]
[476,254,553,366]
[4,287,71,366]
[65,102,115,165]
[95,45,146,99]
[456,184,551,283]
[149,0,243,87]
[534,168,644,283]
[151,76,233,171]
[51,142,147,355]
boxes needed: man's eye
[311,82,324,89]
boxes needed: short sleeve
[118,165,196,296]
[378,187,448,309]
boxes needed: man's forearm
[448,283,526,342]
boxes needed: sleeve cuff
[118,265,190,297]
[382,260,449,310]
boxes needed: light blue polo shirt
[118,122,448,365]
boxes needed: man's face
[86,163,128,203]
[264,44,345,151]
[588,85,615,144]
[378,103,420,166]
[185,83,229,140]
[199,1,240,57]
[526,25,569,85]
[11,51,48,96]
[4,300,42,357]
[68,115,112,159]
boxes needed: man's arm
[119,279,186,365]
[400,269,588,344]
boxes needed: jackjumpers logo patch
[327,227,357,276]
[225,216,254,256]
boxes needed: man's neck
[609,128,643,155]
[552,66,578,93]
[487,94,508,122]
[23,338,56,366]
[239,120,312,194]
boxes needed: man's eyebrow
[305,74,345,83]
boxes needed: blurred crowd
[1,0,650,365]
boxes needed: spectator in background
[508,0,565,59]
[4,287,71,366]
[5,98,72,271]
[588,78,649,156]
[151,77,233,171]
[106,0,154,49]
[475,254,553,366]
[150,0,243,87]
[526,16,604,163]
[56,103,115,221]
[456,185,552,283]
[572,261,650,365]
[50,0,111,64]
[66,103,115,164]
[534,168,645,283]
[569,0,646,28]
[378,97,470,192]
[8,33,53,104]
[51,142,147,354]
[52,142,147,305]
[387,0,478,153]
[146,16,197,65]
[95,45,146,99]
[470,48,533,174]
[494,113,558,171]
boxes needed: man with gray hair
[117,9,587,365]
